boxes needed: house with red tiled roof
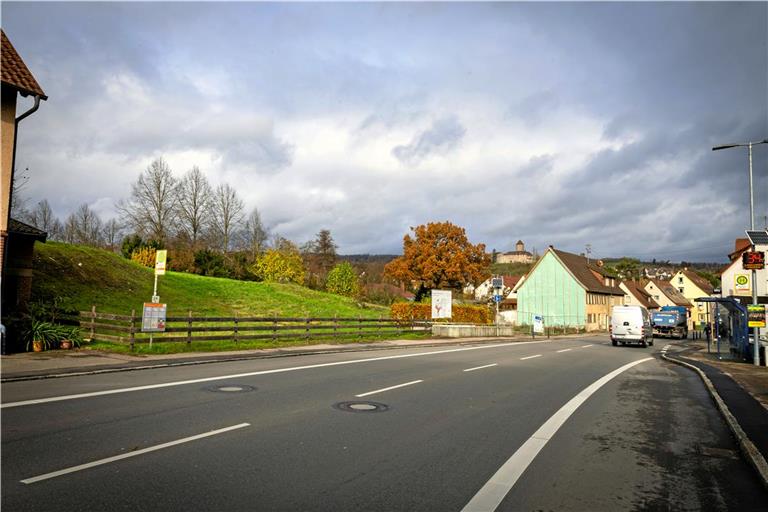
[516,246,624,331]
[643,278,693,328]
[670,269,715,328]
[1,30,48,352]
[620,280,660,311]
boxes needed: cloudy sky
[3,1,767,262]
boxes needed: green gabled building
[516,247,624,331]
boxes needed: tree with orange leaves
[384,221,490,300]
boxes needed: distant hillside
[31,242,387,317]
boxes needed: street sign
[155,250,168,275]
[431,290,452,319]
[734,274,751,295]
[492,277,503,289]
[142,303,167,332]
[533,315,544,334]
[747,305,766,328]
[494,295,502,303]
[742,251,765,270]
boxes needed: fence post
[272,316,277,343]
[378,315,382,338]
[305,317,310,341]
[334,314,338,340]
[234,313,239,344]
[130,309,136,352]
[358,316,363,341]
[90,305,96,341]
[187,310,192,345]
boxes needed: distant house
[620,280,660,311]
[516,246,624,331]
[643,278,693,328]
[670,269,715,327]
[496,240,533,264]
[472,275,525,325]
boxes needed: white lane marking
[461,357,653,512]
[464,364,498,373]
[2,340,553,409]
[556,349,572,353]
[520,355,542,360]
[356,380,423,397]
[579,344,594,348]
[21,423,250,484]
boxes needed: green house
[516,247,624,330]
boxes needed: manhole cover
[205,384,255,393]
[333,401,389,413]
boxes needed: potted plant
[59,326,83,350]
[25,320,62,352]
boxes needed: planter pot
[32,340,44,352]
[60,340,72,350]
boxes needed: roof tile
[1,30,47,99]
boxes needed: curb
[661,350,768,489]
[1,335,569,383]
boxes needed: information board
[533,315,544,334]
[431,290,452,319]
[155,250,168,276]
[142,303,167,332]
[747,305,766,328]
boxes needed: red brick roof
[728,238,751,261]
[552,248,623,295]
[680,269,714,295]
[621,280,660,309]
[648,278,691,307]
[1,30,47,99]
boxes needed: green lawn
[31,242,388,318]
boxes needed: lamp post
[713,139,768,366]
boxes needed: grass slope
[31,242,387,318]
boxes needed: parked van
[610,305,653,347]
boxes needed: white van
[610,305,653,347]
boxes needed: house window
[678,287,684,294]
[678,277,683,284]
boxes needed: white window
[678,277,684,284]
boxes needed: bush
[131,247,157,268]
[326,262,360,297]
[390,303,492,324]
[194,249,229,277]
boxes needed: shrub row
[390,303,492,324]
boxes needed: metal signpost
[143,250,168,348]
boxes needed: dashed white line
[461,357,653,512]
[579,344,594,348]
[556,348,572,353]
[2,340,553,409]
[21,423,250,484]
[355,380,423,398]
[520,355,542,360]
[464,364,498,373]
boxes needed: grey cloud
[392,116,466,166]
[508,90,560,128]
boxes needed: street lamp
[713,138,768,366]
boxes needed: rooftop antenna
[585,244,592,265]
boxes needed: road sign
[492,277,503,289]
[142,303,167,332]
[742,251,765,270]
[431,290,452,319]
[747,305,766,328]
[493,295,502,303]
[533,315,544,334]
[734,274,751,295]
[155,250,168,275]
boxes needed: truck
[651,306,688,339]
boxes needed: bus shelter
[695,297,749,360]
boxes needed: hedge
[390,303,492,324]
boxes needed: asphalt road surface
[2,336,766,511]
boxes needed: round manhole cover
[205,384,256,393]
[333,401,389,413]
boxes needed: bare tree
[24,199,56,232]
[102,218,123,251]
[10,167,30,220]
[65,203,103,246]
[237,207,269,257]
[176,166,212,248]
[117,157,177,243]
[209,183,244,251]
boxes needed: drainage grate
[205,384,256,393]
[333,401,390,413]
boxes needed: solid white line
[580,344,594,348]
[1,340,553,409]
[520,355,541,360]
[21,423,250,484]
[355,380,423,398]
[464,364,498,373]
[556,349,572,353]
[461,357,653,512]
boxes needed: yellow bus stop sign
[155,250,167,276]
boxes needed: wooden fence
[70,307,429,351]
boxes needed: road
[2,336,766,511]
